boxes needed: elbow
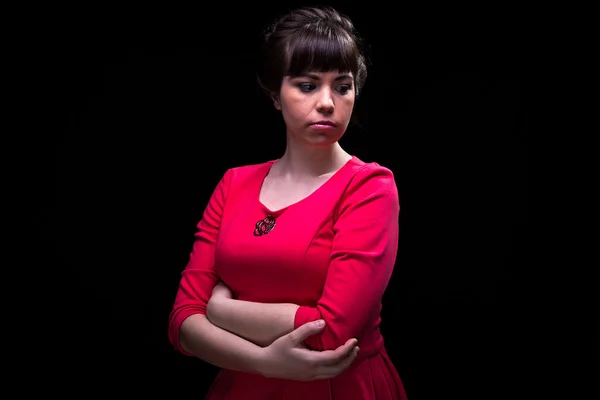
[313,321,359,350]
[175,313,211,357]
[295,306,364,350]
[305,317,361,350]
[168,308,207,355]
[178,315,200,354]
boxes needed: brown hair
[257,6,368,98]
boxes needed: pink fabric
[168,156,407,399]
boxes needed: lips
[311,120,337,127]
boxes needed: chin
[308,137,341,147]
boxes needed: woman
[168,5,408,399]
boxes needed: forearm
[179,313,266,374]
[207,298,299,347]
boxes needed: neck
[276,142,351,179]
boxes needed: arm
[207,165,400,351]
[295,165,400,350]
[207,294,298,347]
[180,307,359,378]
[178,313,265,373]
[168,168,261,371]
[169,169,360,379]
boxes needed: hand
[211,280,233,301]
[257,320,359,381]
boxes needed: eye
[298,83,316,92]
[337,84,352,95]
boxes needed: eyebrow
[298,73,353,81]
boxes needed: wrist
[252,346,272,377]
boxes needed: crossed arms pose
[169,165,399,382]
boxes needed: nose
[316,88,334,114]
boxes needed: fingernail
[315,320,325,327]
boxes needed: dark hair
[257,6,368,98]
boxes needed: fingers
[333,338,358,363]
[318,338,358,365]
[287,320,326,344]
[315,345,360,380]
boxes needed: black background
[45,2,528,399]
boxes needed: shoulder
[334,156,400,220]
[216,159,275,180]
[345,156,398,192]
[215,159,275,190]
[228,159,275,175]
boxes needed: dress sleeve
[294,164,400,350]
[167,168,232,355]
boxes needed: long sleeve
[293,164,400,350]
[168,168,232,355]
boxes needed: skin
[271,70,356,179]
[179,69,361,381]
[258,70,357,212]
[276,71,355,148]
[206,71,360,347]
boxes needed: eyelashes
[297,83,353,94]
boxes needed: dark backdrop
[47,2,528,399]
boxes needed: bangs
[284,24,359,77]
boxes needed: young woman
[168,6,408,399]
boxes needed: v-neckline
[257,156,356,214]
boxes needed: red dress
[168,156,408,399]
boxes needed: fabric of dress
[168,155,408,399]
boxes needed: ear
[271,93,281,110]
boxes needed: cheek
[283,99,309,118]
[340,99,355,115]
